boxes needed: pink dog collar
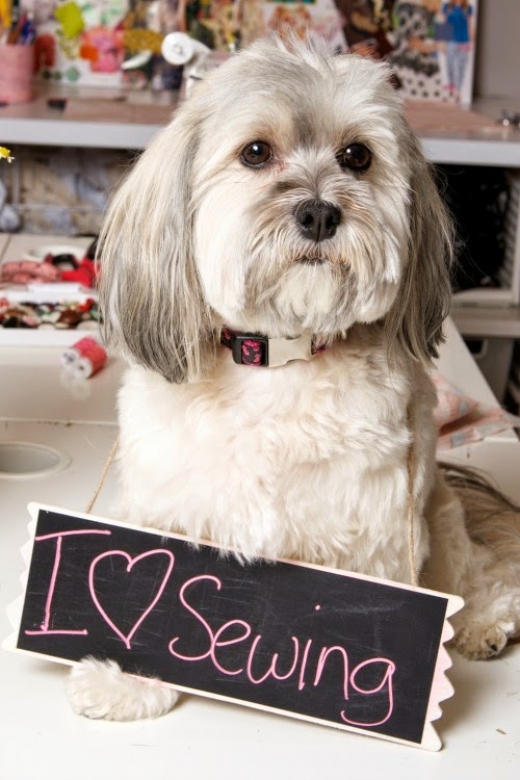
[220,328,326,367]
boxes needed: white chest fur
[115,337,437,584]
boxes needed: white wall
[474,0,520,99]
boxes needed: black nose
[294,199,341,242]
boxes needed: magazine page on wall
[335,1,478,105]
[238,0,348,52]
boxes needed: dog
[67,36,520,721]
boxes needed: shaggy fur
[67,37,520,721]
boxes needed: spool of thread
[161,32,196,65]
[61,337,107,379]
[0,44,35,104]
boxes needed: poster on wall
[21,1,477,100]
[238,0,347,52]
[335,1,478,105]
[23,0,346,88]
[22,0,131,87]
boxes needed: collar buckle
[221,329,322,368]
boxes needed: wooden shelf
[0,84,179,150]
[1,84,520,162]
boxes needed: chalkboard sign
[5,504,462,750]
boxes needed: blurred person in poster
[442,0,474,102]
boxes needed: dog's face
[192,48,411,338]
[99,38,453,382]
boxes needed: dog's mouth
[298,256,327,266]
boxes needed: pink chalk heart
[89,549,174,649]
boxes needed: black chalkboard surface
[6,504,462,750]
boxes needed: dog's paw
[453,620,515,660]
[66,656,179,721]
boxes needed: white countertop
[0,317,519,779]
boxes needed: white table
[0,318,519,780]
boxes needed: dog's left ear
[386,131,454,363]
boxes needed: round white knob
[161,32,196,65]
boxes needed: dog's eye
[240,141,273,168]
[337,143,372,172]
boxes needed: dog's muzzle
[294,199,341,243]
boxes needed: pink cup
[0,44,35,104]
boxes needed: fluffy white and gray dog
[68,36,520,721]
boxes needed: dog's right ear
[98,102,215,383]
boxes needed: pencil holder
[0,44,34,104]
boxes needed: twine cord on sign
[406,404,419,587]
[85,437,119,514]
